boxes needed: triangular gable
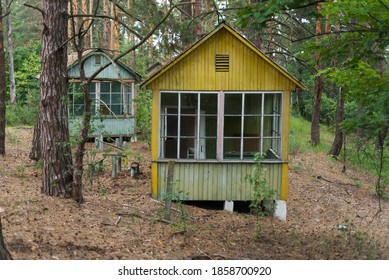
[68,49,141,82]
[142,23,304,90]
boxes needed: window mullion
[260,93,264,155]
[197,93,201,160]
[240,93,245,160]
[218,91,224,160]
[177,92,181,159]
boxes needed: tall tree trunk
[376,58,388,150]
[102,0,110,49]
[127,0,136,69]
[328,18,344,157]
[71,51,91,204]
[40,0,73,197]
[193,0,203,40]
[110,1,119,51]
[29,111,42,161]
[0,1,6,156]
[82,0,90,49]
[5,0,16,105]
[328,87,344,157]
[0,218,12,260]
[89,0,94,47]
[311,2,323,146]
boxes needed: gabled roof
[68,48,142,82]
[141,23,304,90]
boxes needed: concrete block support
[274,200,287,221]
[224,200,234,212]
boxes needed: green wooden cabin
[67,50,141,138]
[142,24,303,217]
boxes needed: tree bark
[328,87,344,157]
[102,0,110,49]
[82,0,90,49]
[0,1,6,156]
[0,218,12,260]
[29,111,42,162]
[71,51,91,204]
[310,2,323,146]
[193,0,203,40]
[5,0,16,105]
[40,0,73,197]
[376,58,388,150]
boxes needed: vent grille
[215,54,229,72]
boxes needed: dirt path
[0,127,388,259]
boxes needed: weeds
[245,153,277,239]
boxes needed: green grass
[289,114,333,155]
[289,114,388,195]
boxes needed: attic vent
[215,54,229,72]
[95,55,101,65]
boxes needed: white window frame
[158,91,283,161]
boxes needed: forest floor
[1,127,389,260]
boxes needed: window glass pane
[100,93,110,104]
[101,82,110,93]
[165,115,177,137]
[243,137,260,154]
[111,105,121,115]
[181,93,197,114]
[223,138,241,159]
[89,83,96,93]
[201,93,218,114]
[205,116,217,137]
[180,138,195,159]
[244,94,262,114]
[181,116,196,136]
[264,93,282,114]
[161,92,178,107]
[203,138,217,159]
[224,116,241,137]
[224,94,242,114]
[163,137,178,158]
[244,116,261,136]
[263,116,276,137]
[111,82,121,93]
[111,93,121,104]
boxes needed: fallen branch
[316,175,358,187]
[117,212,174,225]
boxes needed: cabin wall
[148,27,298,202]
[156,162,283,201]
[68,117,135,137]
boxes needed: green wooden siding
[69,117,135,137]
[156,162,282,201]
[68,54,138,80]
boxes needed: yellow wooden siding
[150,29,295,92]
[281,162,289,201]
[156,162,282,201]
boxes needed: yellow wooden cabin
[142,24,303,218]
